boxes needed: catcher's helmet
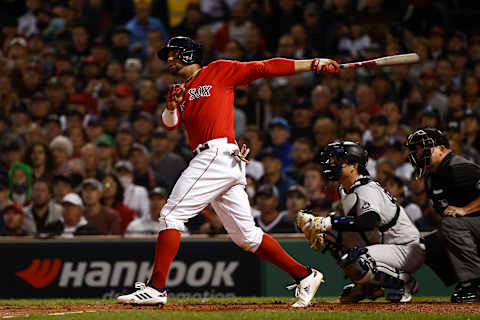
[319,141,369,181]
[405,127,449,177]
[157,36,202,65]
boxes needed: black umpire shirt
[427,152,480,215]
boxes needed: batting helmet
[157,36,202,65]
[319,141,369,181]
[405,127,449,177]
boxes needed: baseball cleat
[385,276,418,303]
[117,282,167,305]
[287,268,324,307]
[339,283,384,303]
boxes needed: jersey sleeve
[354,187,386,224]
[212,59,296,87]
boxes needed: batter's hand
[166,83,185,111]
[443,205,467,217]
[312,58,340,75]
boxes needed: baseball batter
[297,141,426,302]
[117,36,340,307]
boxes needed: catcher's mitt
[296,209,329,251]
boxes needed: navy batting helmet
[157,36,202,65]
[319,141,369,181]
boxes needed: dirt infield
[1,301,480,317]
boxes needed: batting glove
[312,58,340,75]
[231,143,250,164]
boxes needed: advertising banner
[0,239,260,298]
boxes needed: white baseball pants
[158,138,264,252]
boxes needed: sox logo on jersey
[188,85,212,100]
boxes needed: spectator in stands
[385,175,406,206]
[96,135,115,175]
[130,143,167,191]
[124,58,143,90]
[355,84,382,128]
[418,69,448,119]
[310,196,334,218]
[110,27,132,63]
[2,135,25,170]
[384,141,414,183]
[311,85,336,120]
[81,178,122,235]
[81,143,104,181]
[114,160,149,218]
[403,172,440,231]
[375,157,395,187]
[49,135,73,176]
[0,204,27,236]
[464,75,480,111]
[447,120,480,164]
[285,138,314,184]
[102,173,136,233]
[114,84,137,125]
[52,175,73,205]
[137,79,159,114]
[254,184,296,233]
[268,117,293,168]
[289,100,314,142]
[195,25,219,66]
[281,185,307,231]
[383,100,409,142]
[60,193,97,237]
[364,114,389,160]
[150,128,186,191]
[23,179,63,235]
[115,123,135,160]
[303,163,331,203]
[84,116,104,144]
[461,109,480,152]
[125,186,168,236]
[68,126,87,158]
[133,112,154,146]
[0,177,11,213]
[258,147,295,211]
[335,98,360,138]
[8,162,33,206]
[126,0,169,54]
[44,115,63,143]
[312,117,337,155]
[25,142,54,182]
[214,0,253,53]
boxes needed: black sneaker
[451,282,480,303]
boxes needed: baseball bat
[339,53,420,69]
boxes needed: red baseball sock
[150,229,181,289]
[255,233,308,279]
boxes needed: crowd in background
[1,0,480,237]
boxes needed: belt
[193,143,210,156]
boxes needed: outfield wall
[0,236,453,298]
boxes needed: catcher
[297,141,425,302]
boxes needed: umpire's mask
[406,128,448,178]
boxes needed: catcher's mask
[319,141,369,181]
[405,127,449,178]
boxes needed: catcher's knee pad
[230,227,263,252]
[339,247,407,289]
[339,247,376,284]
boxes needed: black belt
[193,143,210,156]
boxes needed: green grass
[0,296,451,305]
[1,297,479,320]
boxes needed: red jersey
[163,59,295,149]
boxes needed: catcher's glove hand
[296,209,331,250]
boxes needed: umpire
[406,127,480,302]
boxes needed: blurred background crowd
[1,0,480,238]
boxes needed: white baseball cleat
[287,268,324,307]
[117,282,167,305]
